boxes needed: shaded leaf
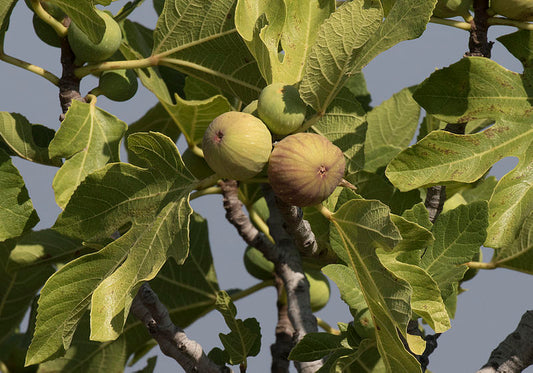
[152,0,264,102]
[0,149,39,241]
[364,87,420,172]
[497,29,533,69]
[413,57,533,123]
[420,202,488,317]
[126,103,181,142]
[330,199,421,372]
[299,0,382,112]
[215,291,261,365]
[486,140,533,249]
[386,119,533,191]
[289,332,349,362]
[0,0,17,46]
[0,112,60,166]
[49,101,127,208]
[27,132,195,364]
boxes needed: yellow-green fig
[433,0,472,18]
[67,9,122,63]
[268,133,345,207]
[257,83,307,136]
[202,111,272,180]
[490,0,533,21]
[353,309,375,339]
[93,69,138,102]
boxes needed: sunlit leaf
[494,211,533,274]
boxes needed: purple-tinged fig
[257,83,307,136]
[268,133,345,207]
[202,111,272,180]
[490,0,533,21]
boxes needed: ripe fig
[268,133,345,207]
[181,148,214,180]
[433,0,472,18]
[257,83,307,136]
[243,246,275,281]
[202,111,272,180]
[92,69,138,102]
[67,9,122,63]
[279,269,331,312]
[490,0,533,21]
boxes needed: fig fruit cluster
[201,83,345,207]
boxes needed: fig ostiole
[91,69,138,102]
[433,0,472,18]
[490,0,533,21]
[202,111,272,180]
[257,83,307,136]
[67,9,122,63]
[268,132,345,207]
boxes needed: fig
[279,269,331,312]
[181,148,214,180]
[67,9,122,63]
[243,246,275,281]
[32,13,61,47]
[257,83,307,136]
[202,111,272,180]
[268,132,345,207]
[92,69,138,102]
[353,308,375,339]
[490,0,533,21]
[433,0,472,18]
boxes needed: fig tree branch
[271,275,295,373]
[59,18,85,116]
[29,0,67,37]
[465,0,493,57]
[274,198,318,256]
[429,16,472,31]
[0,52,60,85]
[477,310,533,373]
[488,17,533,30]
[131,283,229,373]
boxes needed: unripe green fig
[92,69,138,101]
[490,0,533,21]
[353,309,375,339]
[243,246,275,280]
[32,13,61,47]
[257,83,307,136]
[433,0,472,18]
[268,133,345,207]
[202,111,272,180]
[279,269,331,312]
[181,148,214,180]
[67,9,122,63]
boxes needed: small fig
[257,83,307,136]
[181,148,214,180]
[202,111,272,180]
[279,269,331,312]
[353,308,375,339]
[67,9,122,63]
[490,0,533,21]
[433,0,472,18]
[268,133,345,207]
[32,13,61,47]
[243,246,275,281]
[92,69,138,101]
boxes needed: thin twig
[477,311,533,373]
[271,275,295,373]
[131,283,229,373]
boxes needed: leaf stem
[190,186,222,200]
[190,144,204,158]
[488,17,533,30]
[429,16,472,31]
[0,52,60,85]
[230,279,275,302]
[194,173,221,191]
[316,317,340,335]
[30,0,68,37]
[314,203,333,221]
[299,112,323,133]
[74,56,159,78]
[466,261,497,270]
